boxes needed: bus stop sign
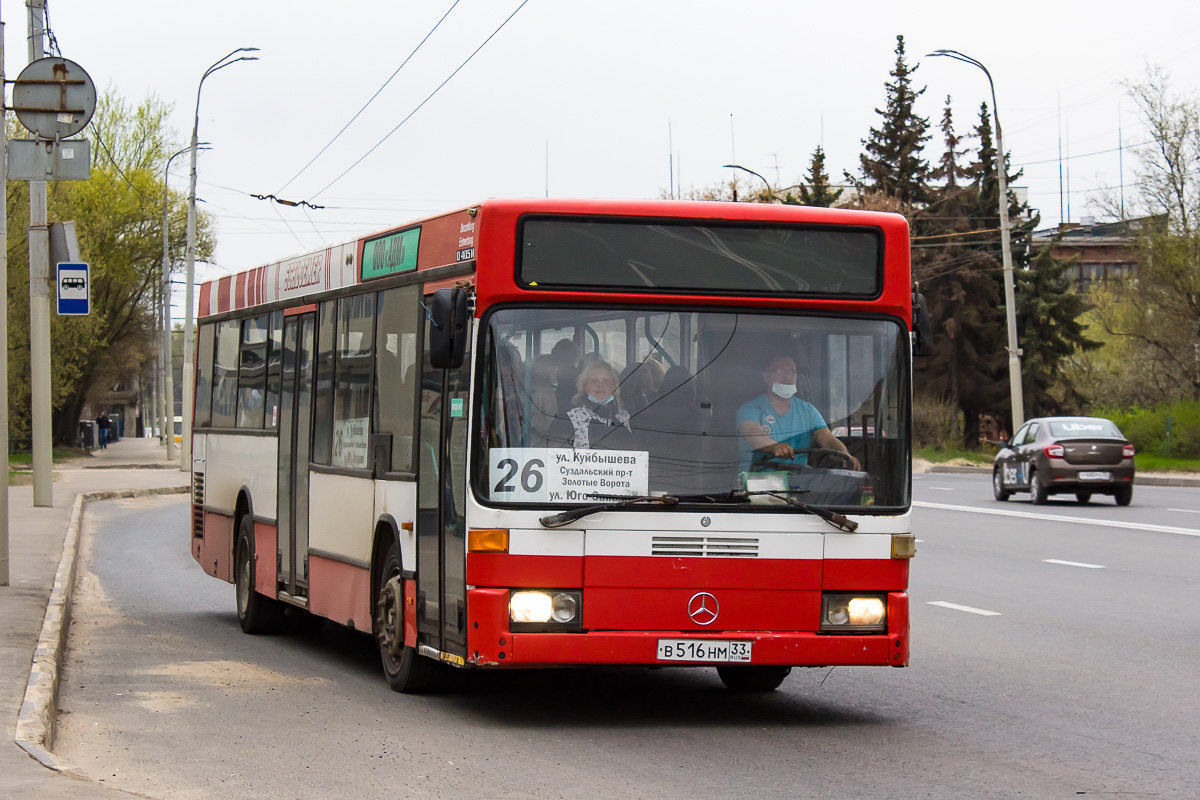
[56,263,89,315]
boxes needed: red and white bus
[190,198,919,692]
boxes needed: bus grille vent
[192,472,205,538]
[651,536,759,558]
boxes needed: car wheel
[1029,471,1048,505]
[1114,485,1133,506]
[1075,492,1092,504]
[716,666,791,692]
[993,469,1011,501]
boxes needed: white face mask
[771,382,797,400]
[588,394,615,405]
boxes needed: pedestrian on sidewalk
[96,411,109,449]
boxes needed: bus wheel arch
[372,521,437,693]
[234,494,283,634]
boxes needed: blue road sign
[57,262,89,315]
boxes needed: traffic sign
[13,57,96,139]
[56,263,89,316]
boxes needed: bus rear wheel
[235,515,283,634]
[716,665,791,692]
[375,542,438,693]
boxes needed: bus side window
[311,300,336,465]
[374,286,420,473]
[264,311,283,429]
[211,319,240,428]
[195,323,215,427]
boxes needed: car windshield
[1048,419,1123,439]
[475,306,910,510]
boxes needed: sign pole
[0,12,10,585]
[26,0,52,506]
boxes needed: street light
[927,49,1025,431]
[183,47,259,471]
[722,163,773,201]
[162,144,207,460]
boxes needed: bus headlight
[820,593,887,633]
[509,590,582,631]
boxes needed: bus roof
[197,198,910,320]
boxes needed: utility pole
[27,0,52,506]
[1,11,10,585]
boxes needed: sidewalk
[2,437,189,799]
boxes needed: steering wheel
[755,448,855,471]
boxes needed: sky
[12,1,1200,316]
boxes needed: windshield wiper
[539,495,680,528]
[537,489,858,532]
[746,490,859,532]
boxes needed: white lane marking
[927,601,1002,616]
[915,501,1200,537]
[1043,559,1105,569]
[1167,508,1200,514]
[927,487,955,491]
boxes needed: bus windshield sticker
[489,447,649,503]
[361,227,421,281]
[332,417,370,469]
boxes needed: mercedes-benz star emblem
[687,592,719,625]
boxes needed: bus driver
[737,354,860,473]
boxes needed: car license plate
[1078,471,1112,481]
[656,639,752,663]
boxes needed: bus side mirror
[429,287,469,369]
[912,291,933,357]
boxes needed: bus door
[277,311,316,599]
[416,315,471,658]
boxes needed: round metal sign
[13,57,96,139]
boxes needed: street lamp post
[182,48,258,471]
[722,163,773,201]
[161,145,199,461]
[927,49,1025,431]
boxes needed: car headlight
[509,590,582,631]
[821,593,887,633]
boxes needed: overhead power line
[309,0,530,202]
[274,0,463,196]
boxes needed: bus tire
[716,665,791,692]
[235,515,284,634]
[375,542,437,693]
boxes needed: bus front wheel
[716,665,791,692]
[375,542,438,693]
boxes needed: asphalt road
[53,481,1200,799]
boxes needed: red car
[992,416,1135,505]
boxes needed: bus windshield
[476,306,910,510]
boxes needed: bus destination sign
[361,226,421,281]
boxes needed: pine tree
[1017,245,1102,416]
[791,146,841,207]
[915,98,1007,445]
[852,35,932,206]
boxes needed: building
[1031,215,1165,285]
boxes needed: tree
[1016,245,1101,416]
[851,35,932,206]
[1090,66,1200,399]
[914,98,1007,445]
[788,146,841,207]
[6,91,216,445]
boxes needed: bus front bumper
[465,589,909,668]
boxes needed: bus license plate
[1078,471,1112,481]
[657,639,752,663]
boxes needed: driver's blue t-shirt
[736,394,827,473]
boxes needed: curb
[13,485,190,769]
[926,464,1200,488]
